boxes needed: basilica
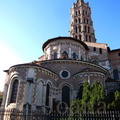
[1,0,120,111]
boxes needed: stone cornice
[9,65,59,81]
[42,37,89,51]
[40,59,110,75]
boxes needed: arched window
[77,85,83,99]
[87,19,89,24]
[113,69,119,80]
[76,11,77,16]
[83,10,84,15]
[81,55,83,61]
[79,18,81,23]
[84,18,86,23]
[62,51,68,59]
[46,84,50,106]
[78,10,80,15]
[88,26,90,33]
[99,48,102,54]
[93,47,96,51]
[10,79,19,103]
[79,34,82,41]
[75,27,77,33]
[62,86,70,108]
[89,35,91,42]
[86,35,88,41]
[54,52,57,59]
[75,19,77,24]
[75,35,77,39]
[84,25,87,32]
[73,53,77,59]
[79,26,81,32]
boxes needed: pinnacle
[76,0,84,3]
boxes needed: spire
[70,0,96,42]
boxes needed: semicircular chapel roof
[42,36,89,51]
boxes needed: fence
[0,109,120,120]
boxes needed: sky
[0,0,120,91]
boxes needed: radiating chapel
[1,0,120,111]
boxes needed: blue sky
[0,0,120,91]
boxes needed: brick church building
[1,0,120,111]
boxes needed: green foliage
[82,82,91,102]
[107,90,120,111]
[70,81,106,112]
[89,81,105,111]
[70,99,82,113]
[70,80,120,112]
[70,81,91,113]
[70,81,120,112]
[76,86,83,100]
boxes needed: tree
[89,81,106,111]
[70,81,106,112]
[70,81,91,112]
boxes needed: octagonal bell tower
[70,0,96,42]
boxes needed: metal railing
[0,109,120,120]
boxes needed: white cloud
[0,41,24,91]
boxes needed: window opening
[76,11,77,16]
[99,48,102,54]
[93,47,96,51]
[87,19,89,24]
[62,86,70,108]
[113,69,119,80]
[75,35,77,39]
[79,18,81,23]
[89,36,91,42]
[62,51,68,59]
[73,53,77,59]
[76,85,83,99]
[79,35,82,41]
[88,26,90,33]
[54,52,57,59]
[84,26,87,32]
[46,84,50,106]
[79,26,81,32]
[75,27,77,33]
[10,79,19,103]
[76,19,77,24]
[86,35,88,41]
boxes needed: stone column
[88,74,90,84]
[23,68,35,105]
[1,84,8,109]
[58,44,61,58]
[78,47,81,60]
[48,45,52,60]
[24,82,33,104]
[68,43,72,58]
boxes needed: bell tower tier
[69,0,96,42]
